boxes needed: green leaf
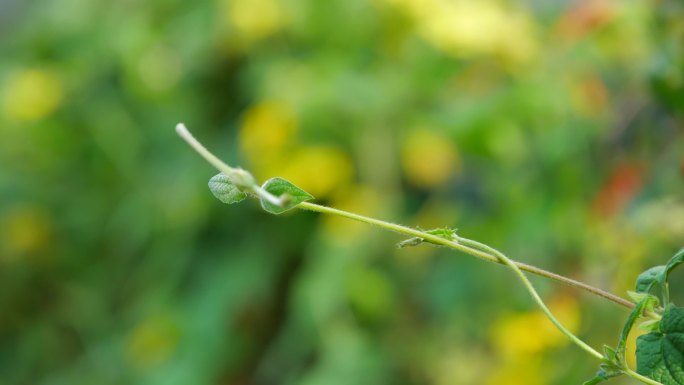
[603,345,618,363]
[628,291,651,304]
[663,247,684,285]
[636,305,684,384]
[639,319,661,333]
[260,177,314,215]
[617,294,659,363]
[208,173,247,204]
[635,247,684,303]
[425,227,458,240]
[636,266,666,294]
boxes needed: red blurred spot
[556,0,616,41]
[592,163,644,218]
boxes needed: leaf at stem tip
[208,173,247,204]
[260,177,314,215]
[636,305,684,385]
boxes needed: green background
[1,0,683,384]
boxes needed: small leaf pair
[586,246,684,385]
[208,174,313,214]
[632,247,684,385]
[258,177,314,214]
[584,295,660,385]
[208,174,248,204]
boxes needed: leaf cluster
[208,173,313,214]
[586,248,684,385]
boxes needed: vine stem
[452,235,603,359]
[176,123,240,178]
[177,123,665,383]
[296,202,634,310]
[176,123,286,207]
[298,202,608,360]
[296,204,665,384]
[175,123,632,310]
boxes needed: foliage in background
[1,0,683,384]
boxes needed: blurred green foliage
[1,0,683,384]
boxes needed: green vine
[177,123,683,385]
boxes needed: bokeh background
[1,0,683,384]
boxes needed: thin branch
[297,202,633,310]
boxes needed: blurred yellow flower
[280,146,353,198]
[381,0,539,65]
[490,294,581,356]
[401,127,460,188]
[239,100,298,169]
[1,205,53,262]
[222,0,286,43]
[239,100,354,199]
[3,69,63,121]
[485,295,579,385]
[126,314,180,370]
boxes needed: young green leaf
[260,177,314,215]
[426,227,458,240]
[208,173,247,204]
[603,345,619,364]
[635,266,666,294]
[638,319,661,333]
[636,305,684,385]
[662,247,684,286]
[628,291,651,304]
[617,294,659,364]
